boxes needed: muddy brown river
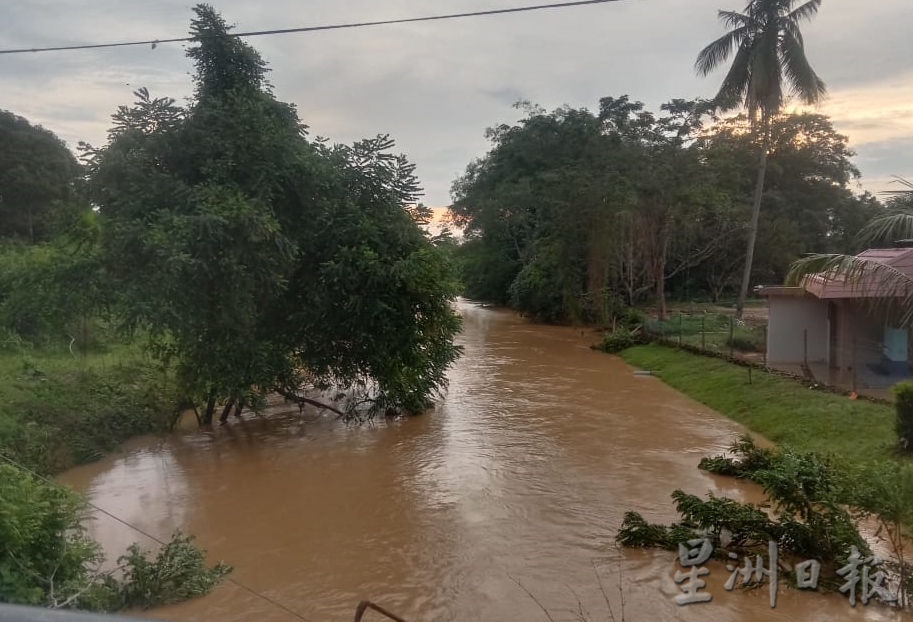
[59,300,902,622]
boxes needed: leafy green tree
[696,0,827,319]
[0,110,83,243]
[451,97,742,321]
[84,5,460,422]
[693,112,877,289]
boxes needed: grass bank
[618,343,896,466]
[0,342,178,475]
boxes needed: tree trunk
[202,391,216,425]
[656,261,666,321]
[736,115,771,320]
[218,395,237,424]
[627,223,635,306]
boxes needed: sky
[1,0,911,208]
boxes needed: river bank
[0,342,176,475]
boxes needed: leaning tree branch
[276,389,348,419]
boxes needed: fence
[641,312,767,364]
[638,312,904,400]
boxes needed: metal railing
[641,312,767,362]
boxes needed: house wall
[767,296,829,364]
[833,300,883,372]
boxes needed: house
[759,247,913,390]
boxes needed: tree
[696,0,827,319]
[693,111,876,288]
[85,4,461,422]
[0,110,83,243]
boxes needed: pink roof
[802,247,913,299]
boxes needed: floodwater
[59,300,903,622]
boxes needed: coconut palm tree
[786,178,913,326]
[696,0,827,319]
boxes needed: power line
[0,0,630,56]
[0,452,315,622]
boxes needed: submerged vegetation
[0,463,231,611]
[619,436,913,607]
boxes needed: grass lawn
[618,343,897,467]
[0,341,176,474]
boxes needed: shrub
[595,328,647,354]
[0,463,108,608]
[618,307,646,330]
[725,335,762,352]
[0,464,231,612]
[118,533,232,609]
[894,380,913,451]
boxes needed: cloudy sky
[1,0,911,207]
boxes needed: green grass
[0,341,178,475]
[618,343,896,467]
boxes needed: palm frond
[695,26,748,76]
[787,253,913,327]
[779,29,827,104]
[858,207,913,246]
[719,9,756,30]
[748,40,783,114]
[881,176,913,196]
[789,0,822,23]
[714,45,753,111]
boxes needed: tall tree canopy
[0,110,82,243]
[696,0,827,319]
[83,4,461,422]
[450,99,878,323]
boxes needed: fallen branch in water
[276,388,348,419]
[354,600,410,622]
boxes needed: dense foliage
[0,110,84,243]
[66,4,461,422]
[450,100,879,324]
[621,435,913,604]
[620,437,868,576]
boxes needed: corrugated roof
[801,247,913,299]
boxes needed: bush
[621,436,869,579]
[0,463,108,608]
[725,335,762,352]
[618,307,645,330]
[894,380,913,451]
[0,464,230,612]
[118,533,232,610]
[595,328,647,354]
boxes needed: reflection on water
[58,300,902,622]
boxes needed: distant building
[759,247,913,390]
